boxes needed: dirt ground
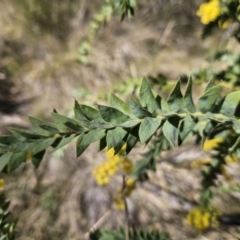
[1,0,240,239]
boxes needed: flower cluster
[0,179,5,195]
[113,178,136,210]
[92,145,134,185]
[186,207,221,231]
[203,137,223,152]
[192,138,239,181]
[197,0,221,25]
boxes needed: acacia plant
[2,0,240,239]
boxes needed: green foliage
[181,51,240,90]
[78,0,136,63]
[0,194,16,240]
[1,77,240,210]
[89,228,171,240]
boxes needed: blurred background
[1,0,240,239]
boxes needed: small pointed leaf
[32,150,45,168]
[52,112,83,132]
[183,78,195,112]
[29,117,54,136]
[178,115,195,145]
[167,81,183,112]
[98,105,129,124]
[80,105,101,120]
[52,134,76,152]
[162,117,180,148]
[198,85,221,113]
[129,99,152,118]
[139,78,158,113]
[106,127,127,149]
[31,138,56,155]
[74,100,88,121]
[76,129,106,156]
[126,126,139,154]
[110,94,130,115]
[220,90,240,117]
[119,120,140,128]
[139,118,162,144]
[0,152,13,172]
[8,151,27,173]
[205,78,215,92]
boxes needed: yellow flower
[0,179,5,195]
[186,207,221,231]
[106,165,117,175]
[197,0,221,25]
[26,150,32,161]
[218,18,232,29]
[203,137,223,152]
[225,153,238,163]
[93,145,134,185]
[202,212,211,229]
[190,158,212,168]
[113,197,125,210]
[120,157,133,174]
[96,175,110,185]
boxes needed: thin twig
[123,175,130,240]
[84,210,111,240]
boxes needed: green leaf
[80,105,101,120]
[74,100,88,122]
[110,93,130,115]
[183,78,195,112]
[139,118,162,144]
[64,121,85,132]
[160,99,171,113]
[11,142,33,152]
[198,85,221,113]
[77,119,96,129]
[129,99,152,118]
[52,134,76,152]
[9,128,41,141]
[39,124,59,133]
[220,90,240,117]
[162,117,180,148]
[126,126,139,154]
[51,113,71,131]
[139,77,159,113]
[167,81,183,112]
[32,150,45,168]
[114,139,127,154]
[98,136,107,152]
[76,134,85,148]
[29,117,55,136]
[232,118,240,134]
[98,105,129,125]
[0,153,13,172]
[205,78,215,92]
[118,120,140,128]
[76,129,106,156]
[87,120,113,129]
[106,127,127,149]
[0,136,19,145]
[8,151,27,173]
[52,112,82,132]
[178,115,195,145]
[31,138,56,155]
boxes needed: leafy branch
[1,78,240,207]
